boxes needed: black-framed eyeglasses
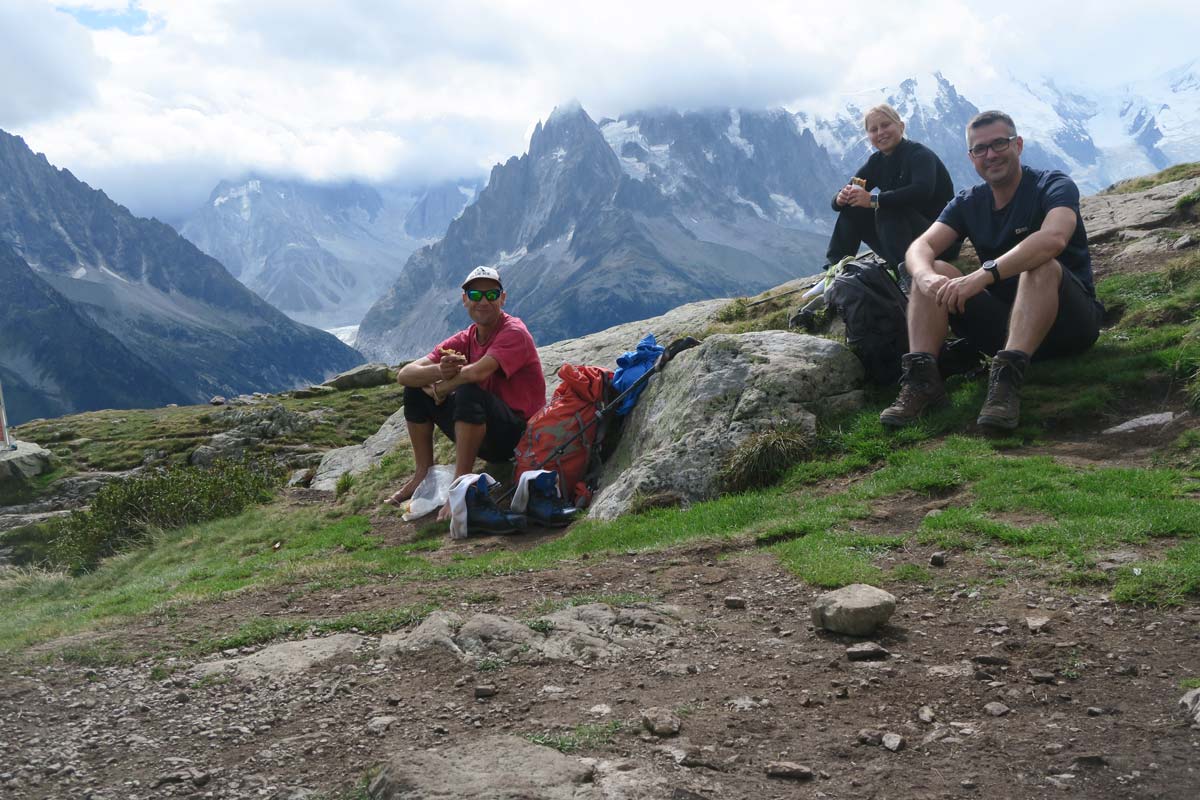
[465,288,502,302]
[968,135,1018,159]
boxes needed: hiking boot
[466,478,527,535]
[977,350,1030,430]
[879,352,947,428]
[525,471,579,528]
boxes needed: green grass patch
[11,382,405,475]
[526,721,624,754]
[1104,162,1200,194]
[1111,539,1200,606]
[1181,677,1200,690]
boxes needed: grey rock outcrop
[322,362,393,390]
[588,331,864,519]
[811,584,897,637]
[368,735,596,799]
[1081,177,1200,242]
[190,634,365,682]
[189,404,314,467]
[379,604,679,665]
[0,440,53,482]
[311,407,408,491]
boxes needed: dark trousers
[826,205,961,273]
[403,384,526,463]
[948,267,1104,361]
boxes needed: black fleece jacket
[831,139,955,221]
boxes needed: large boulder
[811,584,897,637]
[310,298,730,490]
[536,298,728,398]
[0,440,54,483]
[368,735,596,799]
[588,331,864,520]
[1080,177,1200,242]
[311,407,408,491]
[322,362,393,390]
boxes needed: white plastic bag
[402,465,456,521]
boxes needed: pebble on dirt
[984,702,1011,717]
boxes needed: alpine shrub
[48,459,285,573]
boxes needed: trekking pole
[0,380,15,451]
[496,336,700,503]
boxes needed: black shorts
[948,263,1104,360]
[403,384,526,462]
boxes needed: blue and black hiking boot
[525,471,579,528]
[466,478,527,535]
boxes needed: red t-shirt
[429,313,546,421]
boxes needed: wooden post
[0,380,13,450]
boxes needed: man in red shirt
[387,266,546,521]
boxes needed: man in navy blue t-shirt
[880,110,1104,430]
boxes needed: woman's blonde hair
[863,104,904,131]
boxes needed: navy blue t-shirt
[937,167,1094,296]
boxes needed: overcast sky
[3,0,1197,221]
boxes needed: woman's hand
[843,185,873,208]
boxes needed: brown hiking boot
[880,353,947,428]
[977,350,1030,430]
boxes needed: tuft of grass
[1177,189,1200,212]
[526,721,624,754]
[720,428,812,493]
[1111,539,1200,606]
[525,619,554,635]
[890,563,933,583]
[1180,677,1200,690]
[335,472,355,499]
[476,657,504,672]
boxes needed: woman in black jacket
[825,103,958,279]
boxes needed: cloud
[6,0,1200,220]
[0,1,104,127]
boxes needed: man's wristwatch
[869,194,879,210]
[982,260,1001,284]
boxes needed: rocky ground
[2,449,1199,800]
[2,177,1200,799]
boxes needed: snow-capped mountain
[180,177,477,330]
[815,62,1200,195]
[0,130,362,425]
[354,103,829,361]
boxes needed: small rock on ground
[765,762,813,780]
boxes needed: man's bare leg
[1004,260,1062,354]
[385,420,435,506]
[908,260,961,355]
[437,421,487,522]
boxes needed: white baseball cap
[461,265,502,290]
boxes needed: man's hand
[422,383,448,405]
[437,347,466,380]
[934,270,990,314]
[914,272,950,299]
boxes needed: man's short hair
[967,110,1017,138]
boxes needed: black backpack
[823,253,909,385]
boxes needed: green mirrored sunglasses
[465,288,502,302]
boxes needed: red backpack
[514,364,612,507]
